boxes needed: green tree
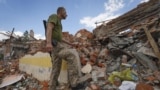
[23,30,29,41]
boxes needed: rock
[136,83,154,90]
[81,63,92,74]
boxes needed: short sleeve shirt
[47,14,62,42]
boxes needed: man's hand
[46,43,53,52]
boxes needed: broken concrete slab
[0,74,23,88]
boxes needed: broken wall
[93,0,160,38]
[19,52,52,81]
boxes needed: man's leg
[49,55,62,90]
[57,48,80,87]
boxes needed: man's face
[61,9,67,19]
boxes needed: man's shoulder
[49,14,57,18]
[48,14,58,23]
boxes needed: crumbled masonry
[0,0,160,89]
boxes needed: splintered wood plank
[143,26,160,61]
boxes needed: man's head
[57,7,67,20]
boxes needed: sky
[0,0,149,40]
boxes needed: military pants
[49,42,80,90]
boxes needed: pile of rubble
[51,17,160,89]
[0,0,160,90]
[66,0,160,89]
[71,19,160,89]
[0,59,50,90]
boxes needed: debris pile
[65,0,160,89]
[0,59,50,90]
[93,0,160,38]
[72,17,160,89]
[0,0,160,89]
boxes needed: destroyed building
[0,0,160,90]
[93,0,160,38]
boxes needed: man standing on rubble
[46,7,90,90]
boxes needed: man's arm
[46,22,54,44]
[46,22,54,51]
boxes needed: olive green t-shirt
[47,14,62,42]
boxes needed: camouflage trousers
[49,42,80,90]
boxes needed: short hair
[57,7,65,14]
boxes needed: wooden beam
[143,26,160,62]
